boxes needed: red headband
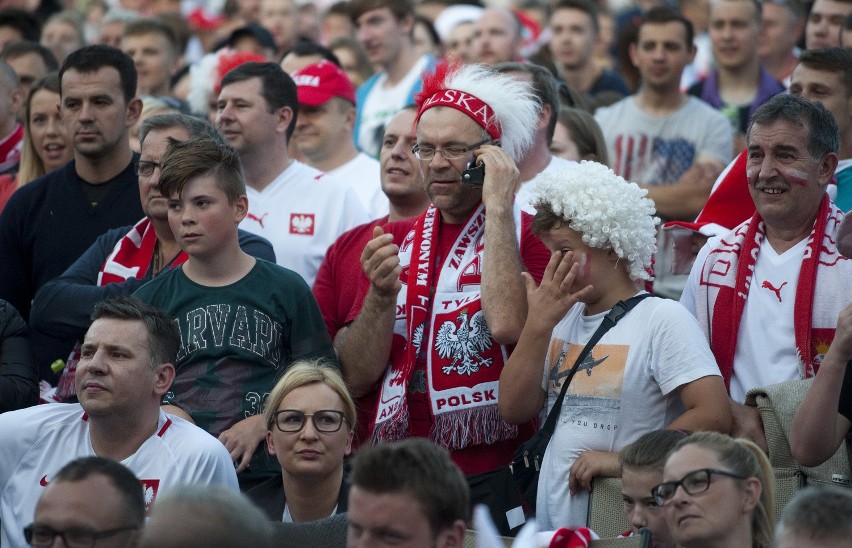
[415,89,501,140]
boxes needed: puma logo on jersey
[290,213,315,235]
[247,212,268,228]
[761,280,787,302]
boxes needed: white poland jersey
[0,404,238,547]
[240,160,370,286]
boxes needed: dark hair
[0,9,42,42]
[139,112,212,146]
[777,487,852,541]
[328,36,374,85]
[219,62,298,141]
[747,93,839,160]
[552,0,600,34]
[59,44,137,104]
[348,0,415,24]
[122,18,179,58]
[0,41,58,72]
[556,106,609,165]
[91,297,180,368]
[620,429,687,472]
[349,439,469,536]
[493,61,561,144]
[282,40,341,68]
[796,47,852,96]
[414,14,441,49]
[158,132,246,204]
[532,201,567,234]
[640,6,695,49]
[52,456,146,526]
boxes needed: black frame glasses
[651,468,749,507]
[24,523,139,547]
[411,137,492,161]
[135,160,161,178]
[272,409,349,433]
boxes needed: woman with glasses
[247,360,355,522]
[653,431,775,548]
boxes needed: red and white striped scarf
[370,204,518,449]
[695,196,849,388]
[97,218,187,285]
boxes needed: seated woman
[653,431,774,548]
[498,162,730,529]
[248,360,355,522]
[619,429,687,547]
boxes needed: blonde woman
[0,73,71,211]
[654,431,775,548]
[248,361,355,523]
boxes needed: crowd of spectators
[0,0,851,545]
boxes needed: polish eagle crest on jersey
[289,213,315,235]
[140,479,160,514]
[434,309,492,375]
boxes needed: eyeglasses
[24,523,139,547]
[411,137,492,161]
[272,409,349,433]
[136,160,161,178]
[651,468,749,507]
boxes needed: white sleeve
[699,108,734,165]
[679,237,716,317]
[647,299,722,395]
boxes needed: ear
[277,106,295,138]
[233,194,249,223]
[125,96,143,128]
[817,152,839,188]
[153,363,176,396]
[344,428,354,457]
[629,42,640,69]
[435,520,467,548]
[537,102,552,131]
[399,13,415,36]
[343,103,357,131]
[266,429,277,456]
[10,86,24,114]
[740,477,762,514]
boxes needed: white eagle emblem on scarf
[435,309,493,375]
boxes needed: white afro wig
[532,161,660,281]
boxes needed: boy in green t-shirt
[134,132,336,488]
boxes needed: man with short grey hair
[775,487,852,548]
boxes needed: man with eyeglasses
[25,457,145,548]
[0,45,145,383]
[29,114,273,401]
[336,59,549,535]
[0,297,238,547]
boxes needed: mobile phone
[461,140,500,187]
[461,161,485,186]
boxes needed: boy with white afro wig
[531,161,659,281]
[498,159,732,529]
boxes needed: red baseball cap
[292,61,356,107]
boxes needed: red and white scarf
[98,218,186,285]
[695,196,849,388]
[371,204,517,450]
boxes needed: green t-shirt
[134,259,336,478]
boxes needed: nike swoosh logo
[39,475,49,487]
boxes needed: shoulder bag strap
[538,293,651,437]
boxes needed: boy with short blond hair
[134,132,335,489]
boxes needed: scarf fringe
[431,406,518,451]
[371,403,410,445]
